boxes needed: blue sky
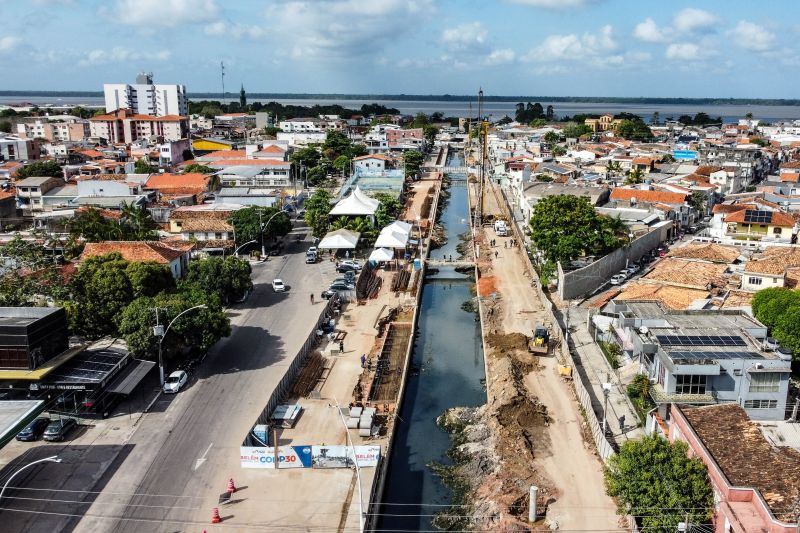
[1,0,797,97]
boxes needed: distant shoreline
[1,91,799,107]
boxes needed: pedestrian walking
[618,414,626,432]
[504,241,507,248]
[494,251,498,259]
[360,354,366,367]
[310,293,314,304]
[339,340,344,353]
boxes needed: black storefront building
[0,307,154,418]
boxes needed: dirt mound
[486,332,528,352]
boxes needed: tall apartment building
[103,73,188,117]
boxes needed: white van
[494,220,508,236]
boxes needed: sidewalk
[567,309,644,442]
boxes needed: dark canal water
[377,152,485,531]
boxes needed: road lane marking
[194,442,213,471]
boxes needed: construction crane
[474,88,489,226]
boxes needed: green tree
[752,288,800,328]
[529,118,547,128]
[346,143,368,159]
[545,105,555,121]
[118,289,230,364]
[403,150,425,178]
[306,166,328,186]
[651,111,660,125]
[423,124,439,145]
[134,159,158,174]
[562,122,592,138]
[410,112,430,128]
[68,208,122,242]
[290,146,322,169]
[543,130,560,147]
[16,160,63,180]
[304,189,333,238]
[120,202,159,240]
[125,261,176,298]
[0,120,11,133]
[774,306,800,354]
[552,145,567,157]
[264,126,280,137]
[181,256,252,304]
[229,206,292,249]
[333,155,351,175]
[322,130,352,158]
[605,434,713,530]
[68,253,135,338]
[372,193,401,228]
[183,163,215,174]
[200,105,223,119]
[616,119,654,141]
[688,191,708,214]
[624,166,645,185]
[529,195,625,263]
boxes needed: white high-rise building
[103,73,188,117]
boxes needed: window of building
[749,372,781,393]
[748,277,763,286]
[744,399,778,409]
[675,374,706,395]
[774,227,782,234]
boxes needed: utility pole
[220,61,226,104]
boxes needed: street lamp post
[331,398,364,533]
[153,304,208,387]
[234,239,258,257]
[601,382,613,436]
[0,456,61,504]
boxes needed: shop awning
[369,248,394,262]
[107,359,156,395]
[319,228,361,249]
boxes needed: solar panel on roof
[668,350,764,360]
[656,335,747,347]
[743,210,773,224]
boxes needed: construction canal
[377,152,486,530]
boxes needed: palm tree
[624,166,645,185]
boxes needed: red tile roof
[210,159,290,167]
[609,188,688,205]
[781,172,800,183]
[725,209,796,227]
[200,150,246,160]
[145,173,209,192]
[81,241,189,264]
[712,203,755,214]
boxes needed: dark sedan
[43,418,77,442]
[16,417,50,442]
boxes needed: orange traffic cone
[211,507,221,524]
[227,478,237,493]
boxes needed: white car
[163,370,188,394]
[272,279,286,292]
[609,274,627,286]
[626,264,640,275]
[339,260,362,270]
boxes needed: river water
[377,153,485,531]
[2,95,800,122]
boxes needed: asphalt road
[0,222,339,532]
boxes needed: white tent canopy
[318,228,360,249]
[383,220,412,235]
[329,186,380,216]
[374,229,407,248]
[369,247,394,262]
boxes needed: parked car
[617,270,629,279]
[339,259,361,270]
[305,251,317,264]
[163,370,189,394]
[342,271,356,283]
[320,289,335,300]
[626,264,640,275]
[16,417,50,442]
[609,274,627,286]
[336,260,362,273]
[43,418,77,442]
[329,281,355,291]
[272,279,286,292]
[307,246,317,255]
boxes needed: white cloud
[633,17,668,43]
[0,36,20,52]
[524,25,616,62]
[110,0,219,27]
[672,8,718,34]
[731,20,776,51]
[665,42,715,61]
[79,47,171,66]
[265,0,433,61]
[441,22,489,53]
[204,21,265,39]
[507,0,600,9]
[483,48,515,66]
